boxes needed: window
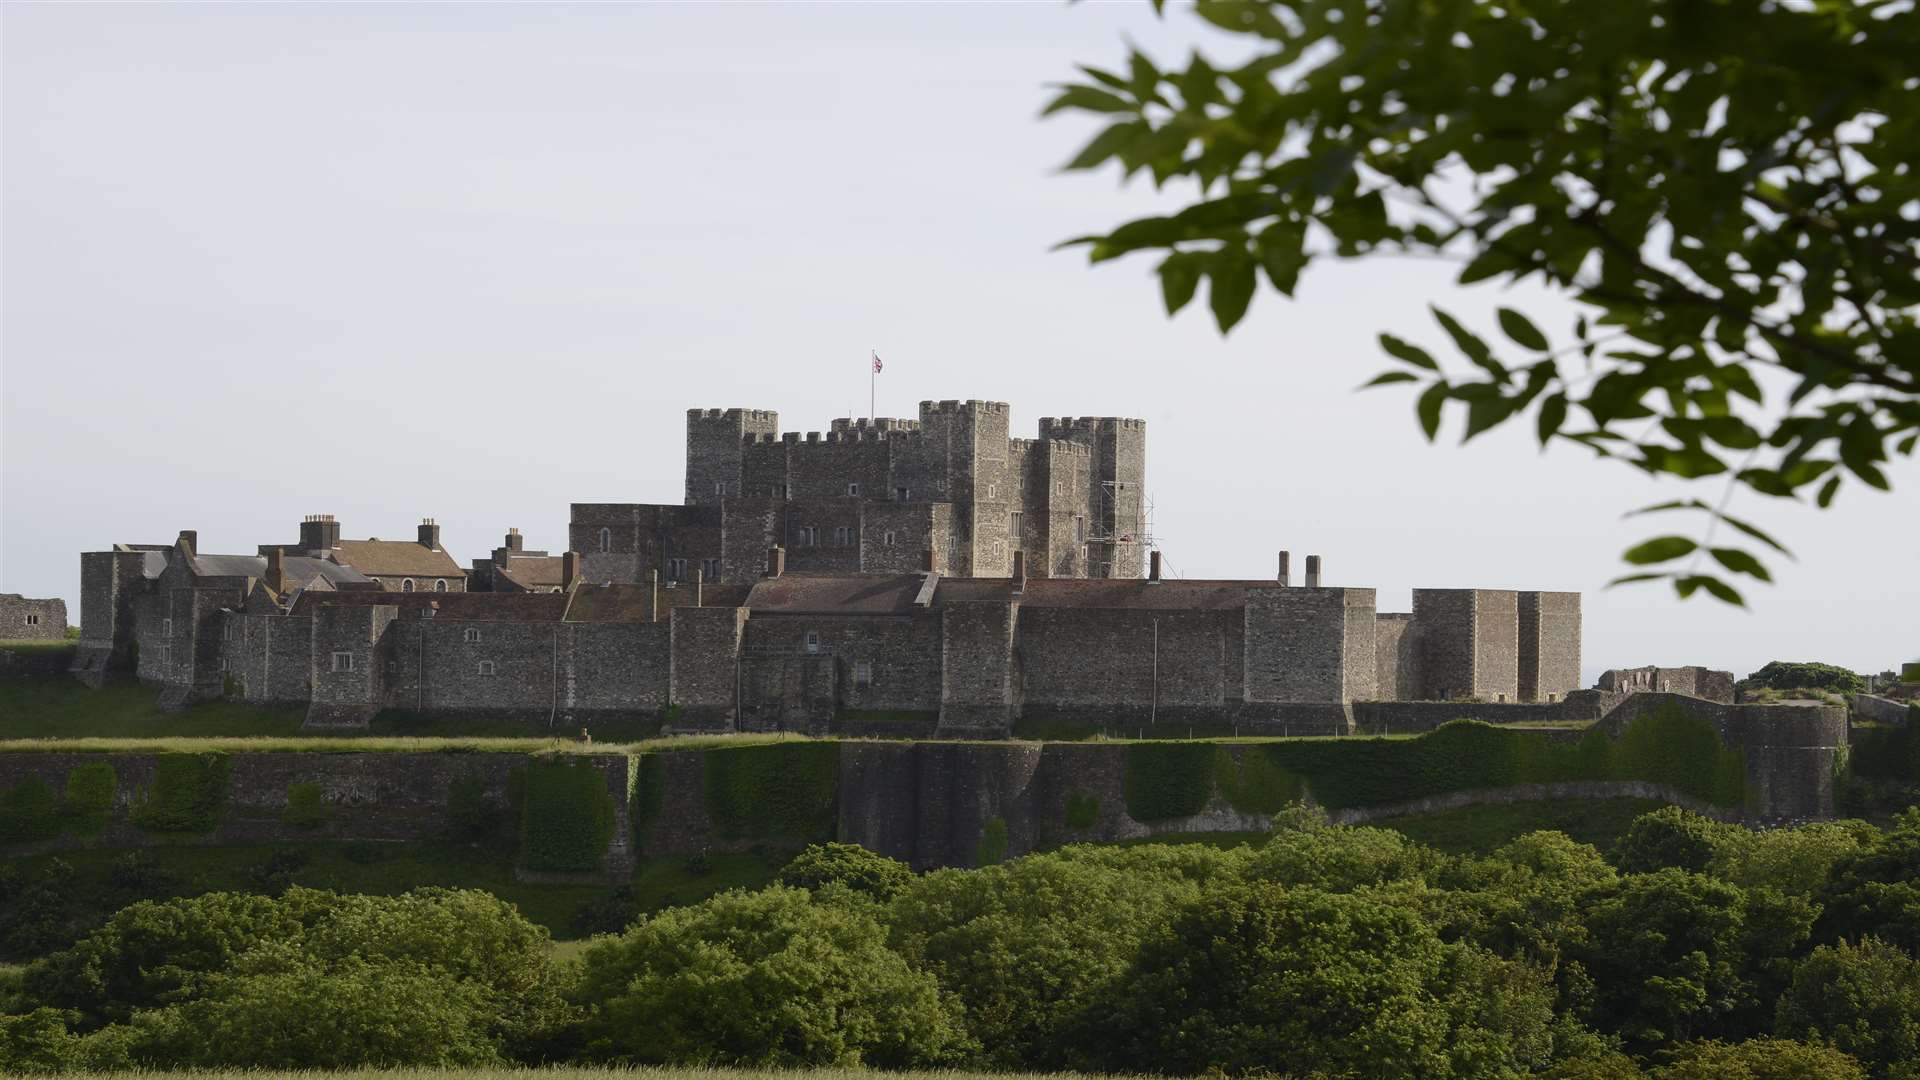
[1010,511,1024,537]
[24,613,41,626]
[847,482,860,497]
[987,482,998,499]
[834,526,853,547]
[854,660,872,689]
[331,651,354,673]
[1075,517,1085,543]
[894,486,909,501]
[798,526,818,547]
[463,628,482,643]
[714,480,727,497]
[422,607,435,619]
[162,618,173,637]
[667,557,688,581]
[702,558,721,581]
[434,578,448,592]
[220,658,230,673]
[401,578,415,593]
[477,660,497,676]
[598,527,611,553]
[883,531,897,547]
[805,630,820,654]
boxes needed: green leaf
[1064,121,1141,171]
[1717,512,1792,556]
[1708,547,1774,583]
[1041,84,1135,117]
[1626,498,1713,517]
[1431,307,1501,376]
[1537,392,1568,446]
[1622,536,1698,565]
[1497,308,1550,351]
[1677,574,1745,607]
[1379,334,1439,371]
[1159,253,1203,315]
[1417,382,1448,441]
[1360,371,1421,388]
[1207,252,1256,334]
[1608,572,1670,587]
[1816,475,1841,508]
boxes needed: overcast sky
[3,3,1913,683]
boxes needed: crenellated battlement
[1037,416,1147,437]
[689,408,779,423]
[920,399,1010,417]
[830,417,920,433]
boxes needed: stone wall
[939,599,1016,731]
[669,606,748,728]
[1852,694,1914,725]
[1598,665,1736,702]
[1518,591,1582,702]
[0,594,67,641]
[1374,614,1417,700]
[1018,607,1239,711]
[1244,588,1364,703]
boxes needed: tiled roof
[566,582,754,622]
[497,555,567,590]
[745,574,929,615]
[331,539,465,579]
[290,591,568,621]
[189,554,369,587]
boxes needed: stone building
[261,515,468,593]
[572,401,1148,587]
[470,529,574,593]
[0,594,67,641]
[1598,665,1736,703]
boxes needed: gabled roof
[496,554,567,591]
[188,554,370,588]
[330,539,465,579]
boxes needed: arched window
[401,578,415,593]
[463,628,482,643]
[434,578,448,592]
[598,527,611,553]
[477,660,496,676]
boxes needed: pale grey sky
[2,2,1913,683]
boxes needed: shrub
[444,771,503,841]
[0,777,61,845]
[703,743,838,842]
[1742,661,1866,696]
[577,885,968,1066]
[131,754,229,833]
[1069,883,1553,1078]
[1615,807,1734,874]
[1246,820,1436,891]
[1123,741,1217,820]
[515,760,617,873]
[1214,745,1304,815]
[61,764,116,836]
[776,843,914,903]
[1776,938,1920,1079]
[1650,1037,1866,1079]
[280,782,329,830]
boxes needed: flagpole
[869,349,875,425]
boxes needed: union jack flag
[872,351,883,374]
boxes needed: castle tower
[1037,417,1148,578]
[917,400,1012,576]
[685,408,779,505]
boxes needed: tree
[1819,808,1920,952]
[1777,938,1920,1080]
[775,842,915,903]
[1650,1037,1866,1080]
[1614,807,1734,875]
[575,886,967,1068]
[1742,661,1867,695]
[1069,882,1555,1077]
[1049,0,1918,602]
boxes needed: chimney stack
[1278,550,1291,587]
[418,519,441,549]
[694,568,704,608]
[1012,550,1027,595]
[648,569,660,622]
[767,546,786,578]
[299,514,340,553]
[1305,554,1322,588]
[505,528,524,552]
[1149,550,1163,582]
[267,547,287,593]
[176,530,197,557]
[562,551,581,588]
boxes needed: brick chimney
[561,551,581,588]
[418,518,441,549]
[1305,554,1322,588]
[505,528,524,552]
[1149,550,1163,582]
[299,514,339,552]
[267,547,288,593]
[1012,550,1027,595]
[1278,550,1291,587]
[767,546,786,578]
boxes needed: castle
[68,400,1583,734]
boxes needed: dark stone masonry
[65,397,1597,735]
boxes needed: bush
[703,743,838,842]
[0,777,61,845]
[131,754,229,833]
[280,782,329,830]
[1615,807,1734,873]
[775,843,914,903]
[1214,745,1304,815]
[1063,789,1100,829]
[445,771,503,841]
[515,761,616,873]
[1070,882,1554,1078]
[1743,661,1866,696]
[1776,938,1920,1079]
[1650,1037,1866,1079]
[1246,819,1436,891]
[577,885,967,1066]
[61,764,116,836]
